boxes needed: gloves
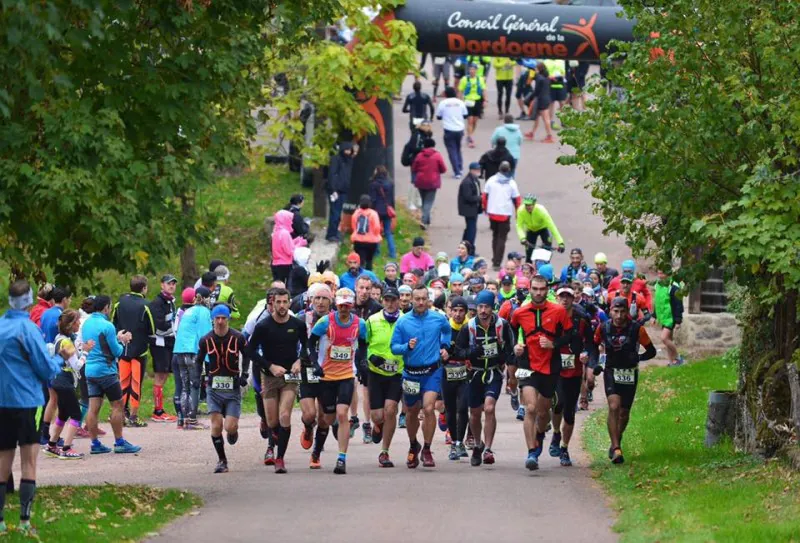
[239,373,249,387]
[557,244,566,253]
[311,363,325,379]
[316,260,331,273]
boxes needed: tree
[558,0,800,454]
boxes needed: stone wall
[675,312,741,351]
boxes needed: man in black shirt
[402,81,435,132]
[247,288,309,474]
[196,305,249,474]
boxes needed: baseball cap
[582,286,595,297]
[181,288,196,304]
[335,288,356,306]
[466,296,477,311]
[594,252,608,264]
[610,297,629,310]
[398,285,413,295]
[211,304,231,319]
[450,296,468,311]
[469,162,481,171]
[556,285,575,297]
[413,237,425,247]
[383,287,399,299]
[500,275,514,285]
[621,272,634,283]
[476,290,496,307]
[196,286,212,299]
[161,274,178,284]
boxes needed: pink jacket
[272,210,307,266]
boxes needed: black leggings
[496,80,513,114]
[553,376,581,426]
[352,241,378,271]
[55,388,82,422]
[442,378,469,443]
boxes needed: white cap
[582,287,595,297]
[334,287,355,306]
[556,286,575,297]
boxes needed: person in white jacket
[481,162,521,270]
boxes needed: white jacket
[483,173,520,217]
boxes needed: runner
[458,64,487,149]
[148,274,179,423]
[353,275,382,443]
[442,297,470,460]
[196,305,249,473]
[593,253,619,289]
[82,296,142,454]
[366,288,405,467]
[391,285,452,469]
[511,275,573,470]
[550,285,595,467]
[608,273,652,323]
[498,277,531,418]
[455,290,514,466]
[0,280,63,535]
[560,249,589,283]
[246,288,309,474]
[398,285,413,314]
[307,288,367,474]
[516,194,565,262]
[594,297,657,464]
[173,287,213,431]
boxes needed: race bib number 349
[329,345,352,361]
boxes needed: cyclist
[516,194,565,263]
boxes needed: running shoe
[371,424,383,445]
[259,419,269,439]
[227,432,239,446]
[611,448,625,464]
[524,131,535,140]
[471,442,484,467]
[542,135,555,144]
[90,442,112,455]
[516,406,526,421]
[457,442,469,458]
[560,448,572,467]
[151,412,177,423]
[444,430,452,445]
[398,413,407,429]
[448,445,459,461]
[177,418,184,428]
[214,461,228,474]
[183,420,207,431]
[349,416,359,439]
[74,427,91,439]
[57,448,84,460]
[438,412,447,431]
[43,445,60,458]
[608,446,615,460]
[113,440,141,454]
[532,436,544,459]
[378,451,394,468]
[17,523,36,537]
[510,392,520,412]
[421,448,435,468]
[483,448,495,465]
[309,454,321,470]
[406,442,421,469]
[525,452,539,471]
[300,426,314,450]
[549,433,562,457]
[334,458,347,475]
[125,416,148,428]
[362,422,372,444]
[264,447,275,466]
[274,458,287,474]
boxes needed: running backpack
[355,213,370,235]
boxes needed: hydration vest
[602,320,641,369]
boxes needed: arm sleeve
[453,326,471,360]
[390,320,409,356]
[297,321,309,361]
[639,338,657,362]
[245,324,270,372]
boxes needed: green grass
[584,357,800,542]
[1,485,200,541]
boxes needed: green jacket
[654,280,683,329]
[366,311,403,376]
[216,284,240,319]
[516,204,564,245]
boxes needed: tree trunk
[180,244,199,289]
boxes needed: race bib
[330,345,353,361]
[454,59,463,67]
[155,336,165,347]
[613,368,636,385]
[284,372,303,384]
[306,368,320,384]
[445,364,468,381]
[482,342,498,358]
[402,379,421,396]
[562,358,575,370]
[515,368,533,380]
[464,100,476,108]
[381,360,399,374]
[434,57,446,66]
[212,376,234,390]
[412,117,424,126]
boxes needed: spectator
[490,114,523,164]
[482,162,521,269]
[339,253,379,291]
[436,86,468,177]
[29,283,54,327]
[40,287,72,344]
[400,237,434,274]
[524,61,555,143]
[285,194,309,241]
[411,138,447,229]
[400,120,433,211]
[271,209,307,284]
[450,240,476,274]
[479,136,516,180]
[383,262,401,289]
[350,194,383,271]
[148,274,179,423]
[211,265,240,319]
[288,247,312,299]
[194,259,226,290]
[368,166,397,259]
[325,142,356,242]
[457,162,483,246]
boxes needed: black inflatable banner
[393,0,634,61]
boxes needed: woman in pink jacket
[271,209,307,283]
[411,138,446,229]
[350,194,383,271]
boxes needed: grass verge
[583,357,800,542]
[1,484,200,541]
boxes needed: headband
[9,288,34,310]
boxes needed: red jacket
[608,276,652,311]
[30,298,53,327]
[411,148,446,190]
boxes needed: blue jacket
[560,263,589,284]
[40,305,63,343]
[82,312,124,378]
[0,310,61,407]
[174,304,212,355]
[390,309,451,368]
[339,269,379,292]
[450,255,475,274]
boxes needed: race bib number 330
[212,376,234,390]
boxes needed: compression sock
[173,395,182,420]
[212,435,226,462]
[19,479,35,522]
[269,426,278,449]
[277,426,291,460]
[423,442,431,450]
[338,452,347,462]
[153,385,164,414]
[536,432,546,449]
[313,427,329,456]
